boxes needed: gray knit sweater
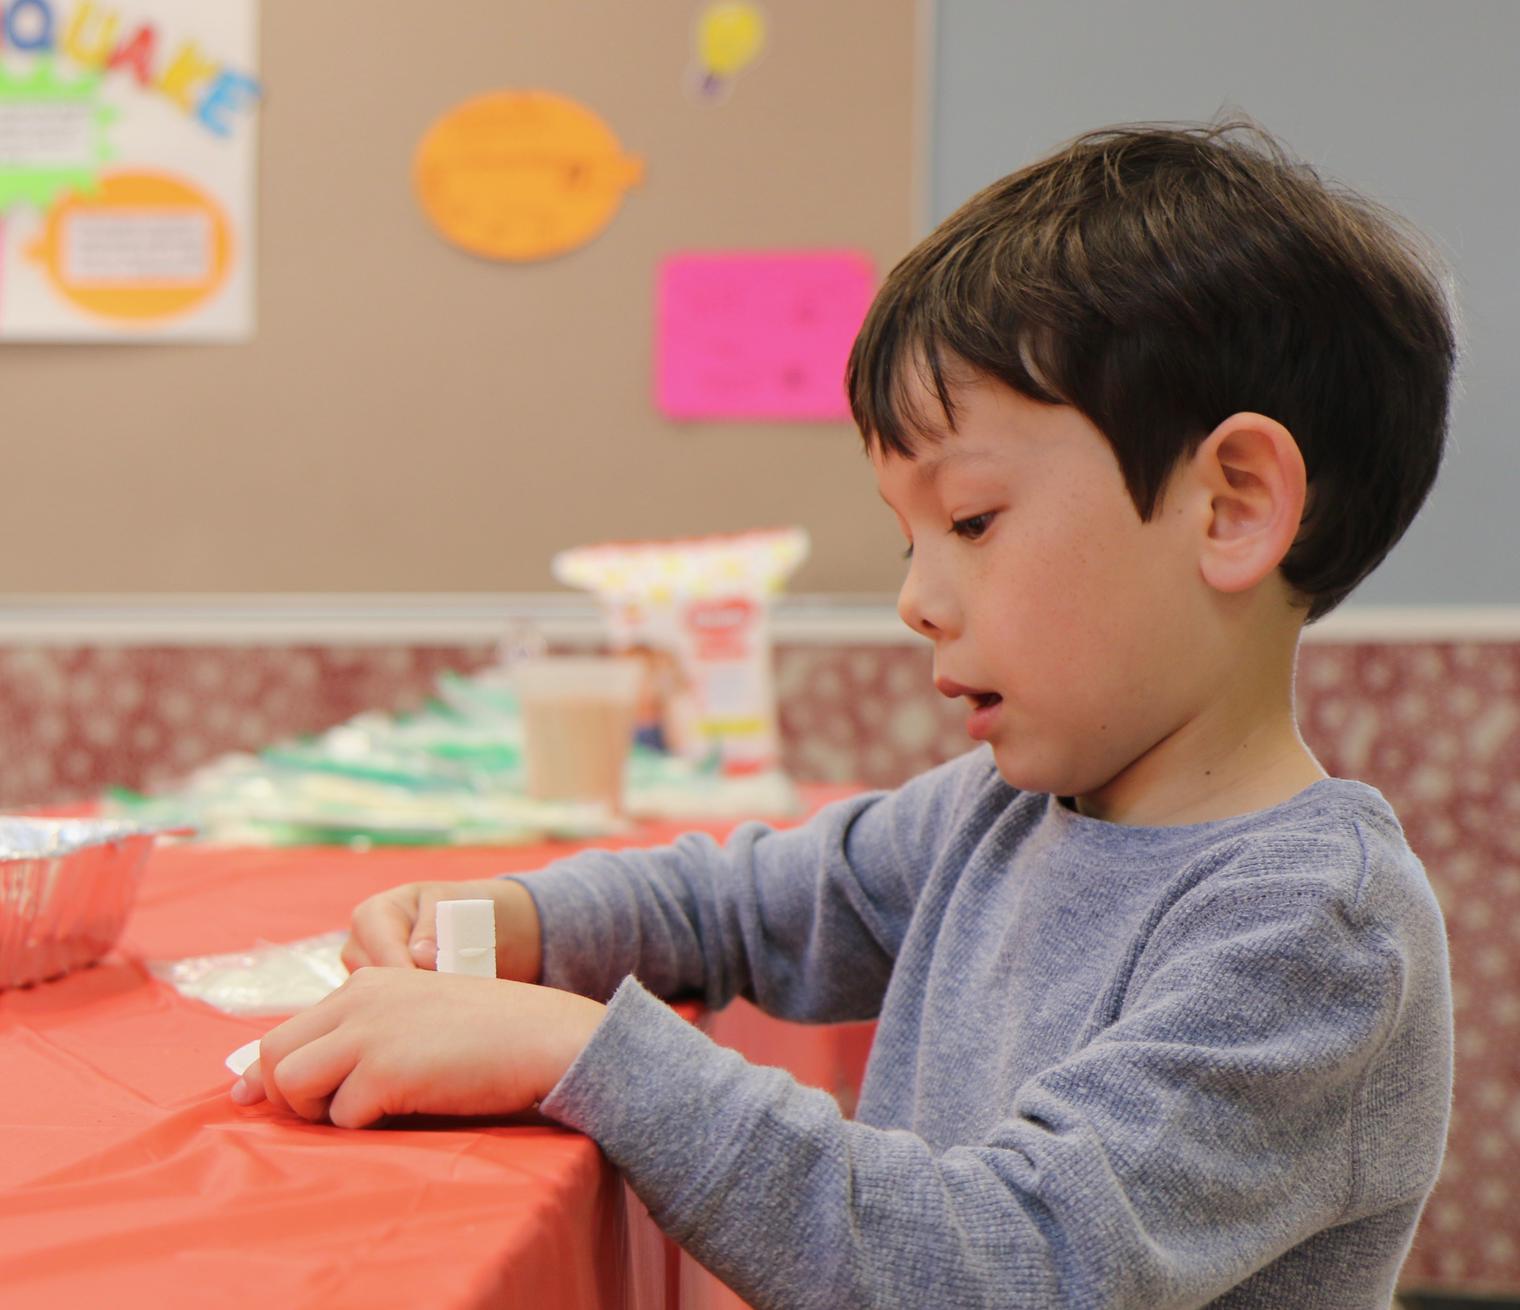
[517,747,1452,1309]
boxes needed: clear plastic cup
[512,657,643,812]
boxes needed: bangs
[848,331,958,459]
[845,246,1070,460]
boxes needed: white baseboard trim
[1301,606,1520,643]
[0,594,1517,646]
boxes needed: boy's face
[872,370,1214,805]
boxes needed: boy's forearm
[504,760,987,1018]
[503,840,716,1003]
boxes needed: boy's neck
[1072,621,1327,827]
[1071,720,1327,827]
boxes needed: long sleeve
[538,861,1439,1310]
[508,748,1002,1021]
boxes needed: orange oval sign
[413,90,643,262]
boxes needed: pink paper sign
[656,250,876,420]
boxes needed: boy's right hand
[340,878,543,983]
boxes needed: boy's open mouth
[936,679,1005,742]
[935,678,1002,709]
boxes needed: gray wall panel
[931,0,1516,606]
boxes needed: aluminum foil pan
[0,818,178,989]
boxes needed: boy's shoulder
[1139,777,1441,940]
[880,754,1439,933]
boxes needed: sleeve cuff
[537,975,810,1235]
[502,870,608,997]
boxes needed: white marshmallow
[435,899,497,978]
[226,1038,261,1077]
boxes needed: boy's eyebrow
[914,449,999,484]
[875,449,1003,512]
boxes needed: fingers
[230,1059,266,1105]
[268,1029,357,1124]
[345,886,423,971]
[228,968,584,1128]
[327,1063,388,1130]
[406,886,442,970]
[342,880,515,976]
[250,988,348,1118]
[228,973,385,1125]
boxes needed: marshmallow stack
[435,899,497,978]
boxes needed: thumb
[408,891,440,969]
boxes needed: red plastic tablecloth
[0,789,867,1310]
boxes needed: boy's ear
[1189,412,1307,595]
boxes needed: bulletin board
[0,0,920,594]
[0,0,259,341]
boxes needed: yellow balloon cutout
[413,90,644,262]
[697,2,766,78]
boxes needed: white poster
[0,0,258,341]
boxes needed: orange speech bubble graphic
[25,170,232,322]
[413,90,643,262]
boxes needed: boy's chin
[986,744,1065,797]
[986,741,1112,804]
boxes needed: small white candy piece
[435,898,497,978]
[226,1038,262,1077]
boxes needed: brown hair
[846,114,1462,620]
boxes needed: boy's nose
[897,558,955,639]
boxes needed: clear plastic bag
[150,930,348,1016]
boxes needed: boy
[233,118,1458,1308]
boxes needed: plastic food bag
[552,527,808,776]
[150,930,348,1016]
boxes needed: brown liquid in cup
[521,695,638,811]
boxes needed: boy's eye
[951,512,995,541]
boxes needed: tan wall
[2,1,917,594]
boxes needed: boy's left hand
[229,967,607,1128]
